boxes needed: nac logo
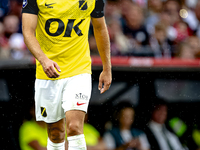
[79,0,87,10]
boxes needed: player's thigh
[35,79,65,123]
[65,110,86,135]
[62,73,92,113]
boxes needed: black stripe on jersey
[22,0,39,15]
[91,0,105,18]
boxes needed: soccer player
[21,0,112,149]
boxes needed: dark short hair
[114,101,135,112]
[112,101,135,123]
[150,98,168,113]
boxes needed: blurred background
[1,0,200,150]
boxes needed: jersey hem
[36,71,92,80]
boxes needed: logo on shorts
[79,0,87,10]
[75,93,88,100]
[77,102,86,106]
[41,107,47,117]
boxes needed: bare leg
[65,110,86,150]
[47,119,66,150]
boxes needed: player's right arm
[90,0,112,94]
[22,10,60,78]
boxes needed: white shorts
[35,73,92,123]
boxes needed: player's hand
[41,58,61,78]
[98,69,112,94]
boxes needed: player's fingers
[98,80,103,91]
[54,62,61,72]
[51,67,60,78]
[104,82,111,90]
[51,63,60,78]
[45,70,51,78]
[100,82,110,94]
[45,65,57,78]
[47,67,56,78]
[52,69,60,77]
[44,67,52,78]
[100,87,105,94]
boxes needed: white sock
[67,134,87,150]
[47,138,65,150]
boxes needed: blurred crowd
[90,0,200,59]
[1,0,200,60]
[0,0,30,60]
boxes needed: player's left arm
[91,16,112,94]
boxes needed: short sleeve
[22,0,39,15]
[91,0,105,18]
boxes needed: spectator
[0,15,20,59]
[120,2,150,49]
[176,36,200,59]
[175,41,194,59]
[103,101,150,150]
[7,0,23,33]
[1,15,20,50]
[180,0,198,32]
[149,22,172,58]
[162,0,194,46]
[187,36,200,57]
[159,9,177,43]
[0,14,29,60]
[0,21,9,58]
[107,18,132,56]
[105,0,120,23]
[118,0,134,19]
[133,0,147,8]
[163,0,181,27]
[173,20,193,44]
[194,0,200,38]
[144,99,186,150]
[2,15,19,45]
[145,0,163,35]
[147,0,163,15]
[9,33,28,60]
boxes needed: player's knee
[67,122,81,136]
[49,127,65,143]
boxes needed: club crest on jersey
[23,0,28,8]
[41,107,47,117]
[79,0,87,10]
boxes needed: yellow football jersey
[22,0,104,80]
